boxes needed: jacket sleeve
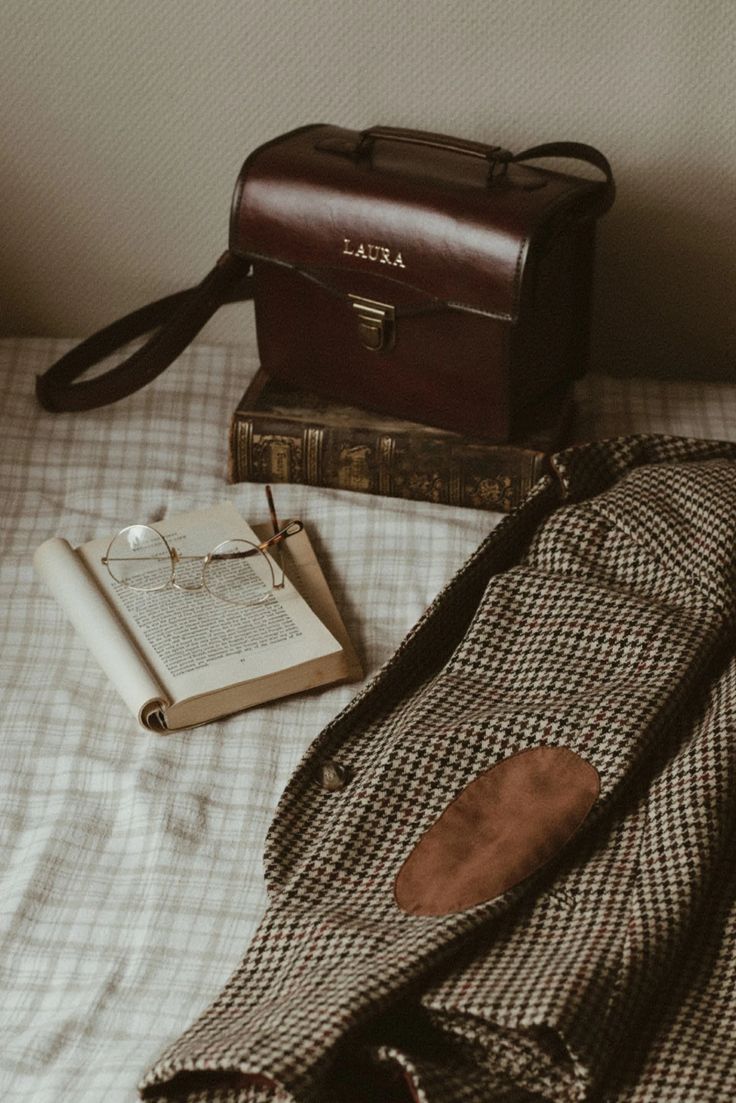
[139,436,736,1103]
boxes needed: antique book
[228,370,573,512]
[34,501,362,732]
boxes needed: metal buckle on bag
[348,295,396,352]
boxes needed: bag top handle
[318,128,615,207]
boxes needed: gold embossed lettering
[342,239,407,270]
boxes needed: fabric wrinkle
[140,436,736,1103]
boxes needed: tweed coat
[139,435,736,1103]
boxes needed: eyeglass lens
[105,526,173,591]
[205,539,275,606]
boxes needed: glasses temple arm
[208,521,305,563]
[101,553,173,564]
[258,519,304,552]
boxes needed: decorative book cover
[228,370,574,512]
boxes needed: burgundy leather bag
[36,124,614,440]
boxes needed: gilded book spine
[228,415,549,513]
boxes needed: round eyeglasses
[101,518,304,607]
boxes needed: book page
[33,537,169,729]
[76,502,342,707]
[253,523,362,684]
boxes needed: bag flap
[230,124,608,323]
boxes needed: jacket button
[318,760,350,791]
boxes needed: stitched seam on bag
[243,251,516,323]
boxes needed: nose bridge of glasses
[170,546,207,591]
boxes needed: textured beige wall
[1,0,734,378]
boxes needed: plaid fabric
[3,336,736,1103]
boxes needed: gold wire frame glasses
[100,490,303,607]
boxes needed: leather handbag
[36,124,615,440]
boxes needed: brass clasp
[348,294,396,352]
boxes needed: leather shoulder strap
[512,141,615,212]
[35,251,253,413]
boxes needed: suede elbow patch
[394,746,600,916]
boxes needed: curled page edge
[33,537,170,731]
[140,698,169,732]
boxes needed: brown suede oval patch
[394,746,600,916]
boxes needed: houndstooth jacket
[139,435,736,1103]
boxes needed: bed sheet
[2,336,736,1103]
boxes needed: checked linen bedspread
[3,337,736,1102]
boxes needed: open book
[34,502,362,732]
